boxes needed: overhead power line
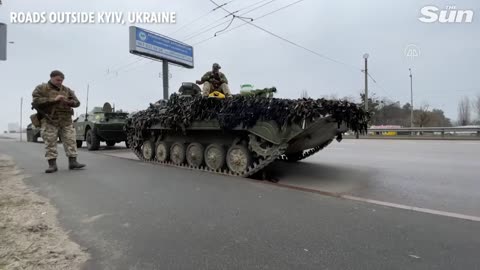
[181,0,276,41]
[242,20,359,71]
[95,0,280,78]
[365,72,396,101]
[88,0,270,85]
[86,0,233,85]
[92,0,364,87]
[207,0,360,72]
[105,0,309,78]
[192,0,305,45]
[89,58,144,85]
[168,0,236,36]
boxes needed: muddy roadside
[0,154,90,269]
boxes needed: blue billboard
[129,26,194,68]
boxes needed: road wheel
[170,142,186,165]
[76,140,83,148]
[125,140,130,149]
[186,143,204,167]
[226,145,252,175]
[204,144,225,171]
[155,141,170,162]
[142,140,155,160]
[106,141,115,147]
[86,129,100,150]
[32,135,38,143]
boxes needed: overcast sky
[1,0,479,131]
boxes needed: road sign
[129,26,194,68]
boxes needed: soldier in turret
[32,70,86,173]
[196,63,232,97]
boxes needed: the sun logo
[419,6,474,23]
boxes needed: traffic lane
[1,132,128,150]
[1,141,480,270]
[97,140,480,217]
[274,139,480,217]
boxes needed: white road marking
[342,195,480,222]
[274,183,480,222]
[81,213,112,223]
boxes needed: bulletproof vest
[38,83,74,118]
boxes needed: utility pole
[363,53,369,112]
[409,68,413,128]
[85,84,89,120]
[20,97,23,142]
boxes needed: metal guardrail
[368,127,480,133]
[365,126,480,138]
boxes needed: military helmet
[212,63,221,69]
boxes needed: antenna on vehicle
[85,84,89,121]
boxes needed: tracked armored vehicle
[125,83,369,178]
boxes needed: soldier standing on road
[32,70,86,173]
[196,63,232,97]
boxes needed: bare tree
[414,103,431,127]
[457,96,471,126]
[300,90,309,99]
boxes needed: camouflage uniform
[40,118,77,160]
[32,82,85,172]
[199,71,232,96]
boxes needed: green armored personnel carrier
[74,102,129,150]
[125,83,369,178]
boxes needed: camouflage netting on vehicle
[125,93,370,142]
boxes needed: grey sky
[1,0,479,131]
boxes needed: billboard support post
[0,23,7,61]
[129,26,193,100]
[162,60,169,100]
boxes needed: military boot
[69,157,86,170]
[45,159,58,173]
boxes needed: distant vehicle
[368,125,401,136]
[73,102,129,150]
[26,123,41,142]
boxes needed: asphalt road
[96,139,480,217]
[1,139,479,270]
[275,139,480,216]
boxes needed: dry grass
[0,154,89,270]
